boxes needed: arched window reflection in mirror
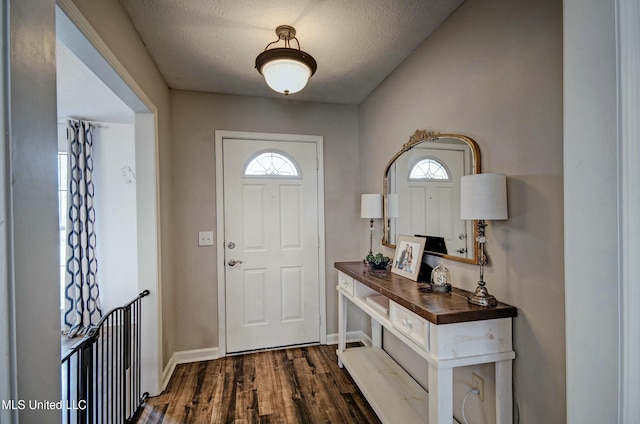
[409,158,450,180]
[244,151,300,177]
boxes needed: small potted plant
[364,253,392,270]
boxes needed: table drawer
[390,302,429,351]
[337,272,355,297]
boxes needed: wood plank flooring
[136,344,381,424]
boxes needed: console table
[335,261,517,424]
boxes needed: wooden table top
[335,261,517,325]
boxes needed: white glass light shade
[361,194,383,219]
[460,173,508,220]
[262,59,311,94]
[387,194,399,218]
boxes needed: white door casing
[618,0,640,419]
[216,131,325,355]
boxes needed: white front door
[222,138,320,353]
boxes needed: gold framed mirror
[383,129,481,265]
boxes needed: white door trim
[617,0,640,421]
[215,130,326,357]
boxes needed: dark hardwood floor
[136,344,381,424]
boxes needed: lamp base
[467,284,497,307]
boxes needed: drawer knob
[402,318,413,329]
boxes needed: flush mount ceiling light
[255,25,317,95]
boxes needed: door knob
[456,248,467,254]
[228,259,243,266]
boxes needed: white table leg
[495,359,513,424]
[428,363,453,424]
[337,292,347,367]
[372,319,382,348]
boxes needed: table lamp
[361,194,383,256]
[460,173,508,306]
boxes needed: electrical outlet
[472,373,484,401]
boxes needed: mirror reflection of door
[222,138,320,353]
[390,146,469,258]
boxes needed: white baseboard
[326,331,372,347]
[161,355,176,391]
[161,334,371,391]
[162,347,219,390]
[174,347,220,364]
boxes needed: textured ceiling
[119,0,465,104]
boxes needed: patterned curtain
[64,119,102,337]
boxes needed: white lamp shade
[262,59,312,94]
[460,173,508,220]
[361,194,383,219]
[387,194,399,218]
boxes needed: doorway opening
[56,4,162,395]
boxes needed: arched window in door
[409,158,450,180]
[244,151,300,177]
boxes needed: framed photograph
[391,235,426,281]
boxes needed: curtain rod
[57,117,107,128]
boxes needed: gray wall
[170,90,361,351]
[564,0,619,422]
[7,0,61,422]
[358,0,565,422]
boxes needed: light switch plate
[198,231,214,246]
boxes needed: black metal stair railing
[61,290,150,424]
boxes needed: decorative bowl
[364,253,391,270]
